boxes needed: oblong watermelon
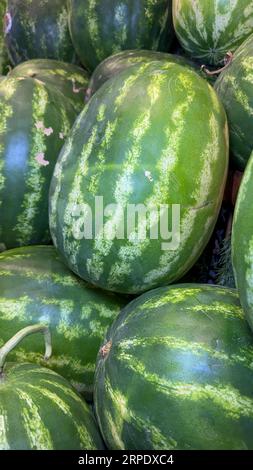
[87,49,198,99]
[5,0,75,65]
[232,151,253,333]
[215,33,253,170]
[68,0,174,71]
[173,0,253,66]
[0,74,77,249]
[94,284,253,450]
[9,59,89,113]
[0,245,125,398]
[0,324,104,449]
[49,61,229,295]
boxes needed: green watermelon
[5,0,75,65]
[0,73,78,250]
[173,0,253,66]
[49,61,229,295]
[9,59,89,113]
[0,245,125,398]
[0,325,104,449]
[87,49,198,99]
[215,33,253,170]
[94,284,253,450]
[232,151,253,333]
[68,0,174,71]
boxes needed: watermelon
[215,33,253,170]
[49,61,229,295]
[0,325,104,449]
[173,0,253,66]
[9,59,89,113]
[68,0,174,71]
[94,284,253,450]
[0,245,125,398]
[232,151,253,333]
[5,0,75,65]
[87,49,198,99]
[0,73,78,250]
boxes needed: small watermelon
[95,284,253,450]
[173,0,253,66]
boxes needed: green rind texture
[68,0,174,71]
[232,151,253,332]
[173,0,253,66]
[49,61,229,295]
[5,0,75,65]
[215,33,253,170]
[9,59,89,113]
[0,362,104,449]
[0,245,125,398]
[0,74,77,249]
[87,49,198,98]
[94,284,253,450]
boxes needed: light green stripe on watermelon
[95,284,253,450]
[232,151,253,333]
[173,0,253,66]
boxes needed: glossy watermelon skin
[173,0,253,66]
[10,59,89,113]
[5,0,75,65]
[49,61,228,295]
[68,0,174,71]
[232,152,253,333]
[87,49,198,99]
[0,362,104,449]
[0,245,125,398]
[215,34,253,170]
[94,284,253,450]
[0,75,77,249]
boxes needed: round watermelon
[0,74,77,250]
[68,0,174,71]
[0,245,125,398]
[95,284,253,450]
[0,325,104,449]
[173,0,253,66]
[232,151,253,333]
[87,49,198,99]
[215,33,253,170]
[9,59,89,113]
[4,0,75,65]
[49,61,229,295]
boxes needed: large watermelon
[0,245,125,398]
[232,151,253,333]
[0,74,77,249]
[49,61,229,295]
[4,0,75,65]
[215,33,253,170]
[9,59,89,113]
[87,49,198,99]
[173,0,253,66]
[0,325,104,449]
[68,0,174,71]
[94,284,253,450]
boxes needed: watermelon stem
[201,51,234,76]
[0,325,52,375]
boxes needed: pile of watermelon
[0,0,253,451]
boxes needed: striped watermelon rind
[173,0,253,66]
[0,245,125,398]
[68,0,174,71]
[49,60,229,295]
[215,33,253,170]
[94,284,253,450]
[5,0,75,65]
[232,151,253,333]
